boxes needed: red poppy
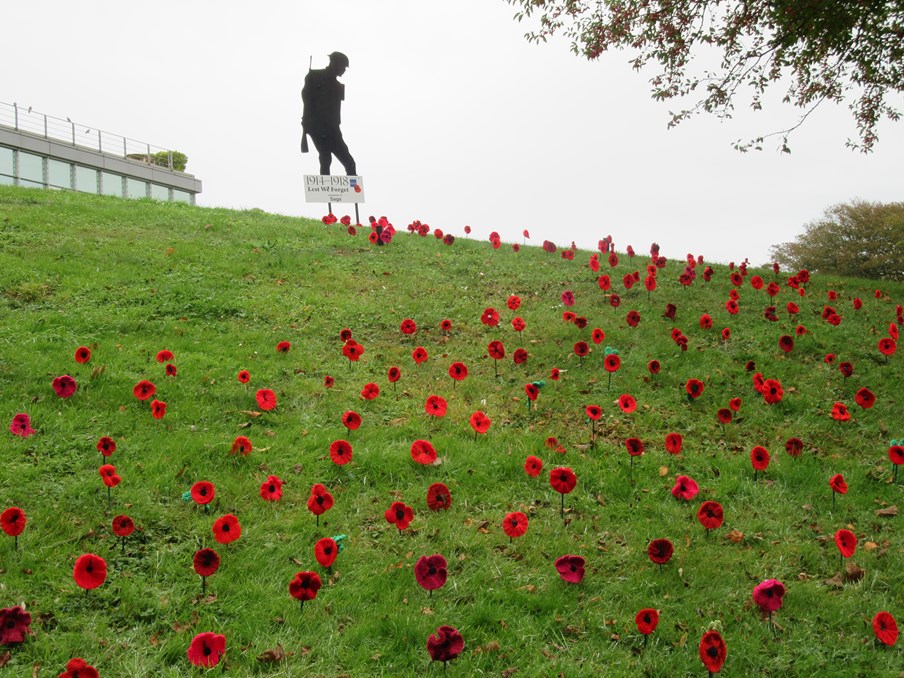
[414,554,448,591]
[164,363,177,377]
[1,506,26,537]
[699,630,727,673]
[524,455,543,477]
[59,658,99,678]
[890,445,904,465]
[625,310,641,327]
[873,611,899,646]
[307,484,334,516]
[156,349,174,363]
[699,313,713,330]
[725,299,739,315]
[549,367,561,380]
[555,554,586,583]
[645,360,661,376]
[361,382,380,400]
[561,289,575,306]
[585,405,602,421]
[835,528,856,558]
[74,346,92,364]
[470,411,491,434]
[111,514,134,538]
[550,467,577,494]
[749,445,769,471]
[385,501,414,530]
[647,539,673,565]
[51,374,78,399]
[761,379,783,404]
[644,275,657,292]
[342,410,362,432]
[260,475,283,501]
[329,439,353,465]
[830,402,851,422]
[426,625,464,664]
[625,437,645,457]
[289,571,323,602]
[237,370,251,383]
[315,537,339,569]
[426,482,452,511]
[99,463,121,488]
[400,318,417,335]
[342,339,364,362]
[388,366,401,383]
[685,378,704,399]
[562,311,576,323]
[480,307,500,327]
[73,553,107,590]
[697,501,724,530]
[231,435,252,455]
[132,379,157,400]
[339,328,352,342]
[513,347,528,364]
[440,319,452,332]
[191,481,215,505]
[8,413,35,438]
[717,408,732,424]
[603,354,621,373]
[507,294,521,310]
[752,578,786,613]
[523,382,539,402]
[671,475,699,500]
[193,548,220,577]
[149,398,167,419]
[448,362,468,382]
[635,608,659,635]
[487,340,506,362]
[411,439,438,465]
[502,511,529,539]
[618,394,637,413]
[0,605,32,645]
[778,335,794,353]
[854,387,875,409]
[721,327,731,341]
[573,341,589,358]
[425,395,447,417]
[412,346,429,364]
[828,473,847,494]
[255,389,276,411]
[275,341,291,353]
[512,317,526,334]
[838,361,854,378]
[212,514,241,544]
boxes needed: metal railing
[0,100,182,172]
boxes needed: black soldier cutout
[301,52,357,176]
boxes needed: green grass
[0,185,902,676]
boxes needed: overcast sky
[5,1,903,265]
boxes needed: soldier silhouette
[301,51,357,176]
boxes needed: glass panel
[150,184,169,201]
[48,159,72,190]
[0,146,13,184]
[172,189,191,203]
[75,165,98,193]
[101,172,122,197]
[126,177,146,199]
[19,151,44,187]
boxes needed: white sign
[304,175,365,203]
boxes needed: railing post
[168,151,173,171]
[71,121,76,145]
[44,114,48,138]
[13,102,18,129]
[98,130,102,152]
[123,137,127,158]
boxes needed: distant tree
[507,1,904,152]
[770,200,904,280]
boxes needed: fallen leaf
[864,541,878,551]
[843,562,865,583]
[257,644,288,663]
[823,573,844,589]
[0,652,10,669]
[726,529,744,544]
[502,668,519,677]
[239,410,263,417]
[875,505,898,517]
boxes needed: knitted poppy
[507,294,521,310]
[386,366,401,384]
[513,347,528,364]
[573,341,589,358]
[524,455,543,477]
[635,608,659,635]
[697,501,724,530]
[237,370,251,383]
[314,537,338,568]
[426,625,464,663]
[671,475,699,501]
[685,378,704,399]
[1,507,26,537]
[212,514,241,545]
[99,464,121,488]
[329,439,353,465]
[426,482,452,511]
[470,411,491,435]
[699,630,727,673]
[52,375,78,398]
[480,308,499,326]
[411,439,438,465]
[0,605,31,645]
[156,349,174,363]
[872,611,899,646]
[342,410,362,432]
[512,317,526,333]
[360,382,380,400]
[835,529,856,558]
[440,319,452,332]
[339,328,353,342]
[400,318,417,335]
[778,335,794,353]
[385,501,414,530]
[750,446,770,471]
[549,367,561,380]
[187,631,226,667]
[59,658,99,678]
[96,436,116,456]
[111,515,134,538]
[448,362,468,381]
[603,354,621,372]
[342,340,364,362]
[525,383,539,401]
[425,395,447,417]
[487,340,506,360]
[786,437,804,457]
[255,389,276,411]
[191,481,215,505]
[549,467,577,494]
[231,435,252,455]
[625,437,645,457]
[665,432,683,454]
[618,394,637,413]
[829,473,847,494]
[165,363,179,375]
[752,579,786,613]
[307,484,334,516]
[74,346,92,364]
[193,548,220,577]
[728,397,742,412]
[260,475,283,501]
[830,402,851,422]
[878,337,897,356]
[890,445,904,465]
[838,361,854,378]
[591,328,606,345]
[502,511,529,539]
[717,408,732,424]
[647,539,673,565]
[585,405,602,421]
[150,399,167,419]
[761,379,784,404]
[132,379,156,401]
[73,553,107,590]
[554,554,586,583]
[415,554,448,591]
[854,387,875,409]
[8,413,35,438]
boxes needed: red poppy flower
[339,328,352,342]
[750,446,770,471]
[411,439,438,465]
[644,275,657,292]
[512,317,526,334]
[111,514,134,538]
[412,346,429,365]
[255,389,276,411]
[545,437,558,449]
[315,537,339,569]
[555,554,586,583]
[425,395,447,417]
[440,319,452,332]
[231,435,252,456]
[260,475,283,501]
[447,362,468,383]
[717,408,732,424]
[329,439,353,465]
[191,481,215,505]
[778,335,794,353]
[507,294,521,310]
[585,405,602,421]
[193,548,220,577]
[99,463,121,488]
[830,402,851,422]
[212,514,241,545]
[635,608,659,635]
[752,578,785,613]
[1,506,26,537]
[74,346,92,364]
[697,501,724,530]
[426,625,464,664]
[237,370,251,383]
[625,437,645,457]
[470,411,491,435]
[524,383,539,401]
[342,410,362,432]
[549,367,561,381]
[524,455,543,477]
[873,611,899,646]
[725,299,739,315]
[603,354,621,373]
[480,307,500,327]
[720,327,731,341]
[838,361,854,378]
[828,473,847,494]
[685,378,704,399]
[645,360,661,376]
[671,475,699,501]
[561,290,575,306]
[51,374,78,399]
[385,501,414,530]
[699,313,713,330]
[388,366,401,383]
[426,482,452,511]
[150,398,167,419]
[92,436,116,458]
[307,484,334,516]
[165,363,177,377]
[276,341,291,353]
[361,382,380,400]
[761,379,783,404]
[610,293,622,309]
[647,538,673,565]
[73,553,107,590]
[400,318,417,335]
[342,339,364,362]
[156,349,174,363]
[618,394,637,413]
[573,341,589,359]
[664,432,683,454]
[890,445,904,465]
[8,412,36,438]
[835,528,856,558]
[699,630,727,673]
[625,310,641,328]
[415,554,448,591]
[513,347,528,364]
[854,387,875,409]
[0,605,32,645]
[289,571,324,605]
[502,511,529,539]
[550,467,577,494]
[59,658,99,678]
[562,311,577,323]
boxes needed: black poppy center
[316,496,324,505]
[435,495,446,504]
[222,524,230,532]
[395,509,405,520]
[269,485,276,492]
[200,487,208,496]
[707,646,719,658]
[428,565,436,575]
[204,646,212,656]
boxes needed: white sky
[5,1,903,265]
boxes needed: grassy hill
[0,185,901,675]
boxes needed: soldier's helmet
[328,52,350,68]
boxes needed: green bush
[150,150,188,172]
